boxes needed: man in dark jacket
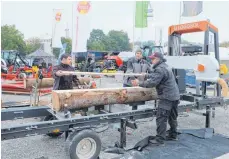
[53,54,79,90]
[123,49,151,87]
[131,52,180,145]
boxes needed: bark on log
[24,77,91,89]
[52,87,157,112]
[24,78,54,89]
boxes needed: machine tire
[18,73,27,79]
[65,129,101,159]
[43,115,64,138]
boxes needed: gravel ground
[1,78,229,159]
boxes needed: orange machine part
[108,56,123,67]
[197,64,205,72]
[168,20,218,35]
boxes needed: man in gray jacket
[131,52,180,145]
[53,54,79,90]
[123,49,151,87]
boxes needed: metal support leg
[64,105,71,118]
[120,118,127,148]
[196,81,200,95]
[212,107,215,118]
[205,105,211,128]
[65,131,69,140]
[132,105,138,110]
[130,105,138,120]
[108,105,111,113]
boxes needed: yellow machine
[220,64,228,75]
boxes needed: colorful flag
[182,1,203,17]
[135,1,149,28]
[52,9,63,48]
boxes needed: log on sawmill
[24,77,91,89]
[52,87,157,111]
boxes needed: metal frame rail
[2,95,228,143]
[2,95,228,159]
[1,107,156,141]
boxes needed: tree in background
[61,37,72,54]
[1,25,27,53]
[142,40,156,48]
[220,41,229,48]
[52,37,72,58]
[87,29,107,51]
[106,30,131,51]
[25,37,41,54]
[52,48,61,58]
[133,40,156,49]
[87,29,131,51]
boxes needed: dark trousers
[123,84,131,87]
[156,99,179,140]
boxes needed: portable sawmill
[2,20,229,159]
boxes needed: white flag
[72,1,91,52]
[182,1,203,17]
[52,9,63,48]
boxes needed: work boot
[149,136,165,146]
[166,129,178,141]
[166,133,178,141]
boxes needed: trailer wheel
[65,129,101,159]
[43,115,64,138]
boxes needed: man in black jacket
[131,52,180,145]
[53,54,79,90]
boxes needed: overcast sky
[2,1,229,45]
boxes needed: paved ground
[1,78,229,159]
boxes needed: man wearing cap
[131,52,180,145]
[123,49,151,87]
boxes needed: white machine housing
[165,55,220,82]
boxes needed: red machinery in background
[102,52,124,73]
[1,50,53,80]
[1,50,53,94]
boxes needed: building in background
[25,33,52,54]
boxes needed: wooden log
[24,77,91,89]
[52,87,157,112]
[24,78,54,89]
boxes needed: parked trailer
[2,93,228,159]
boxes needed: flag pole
[71,2,75,67]
[71,2,74,51]
[75,16,79,52]
[179,1,182,24]
[133,1,135,52]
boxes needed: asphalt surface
[1,78,229,159]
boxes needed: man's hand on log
[131,79,139,86]
[55,70,66,76]
[140,72,147,78]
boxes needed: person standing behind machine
[53,54,79,90]
[123,49,151,87]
